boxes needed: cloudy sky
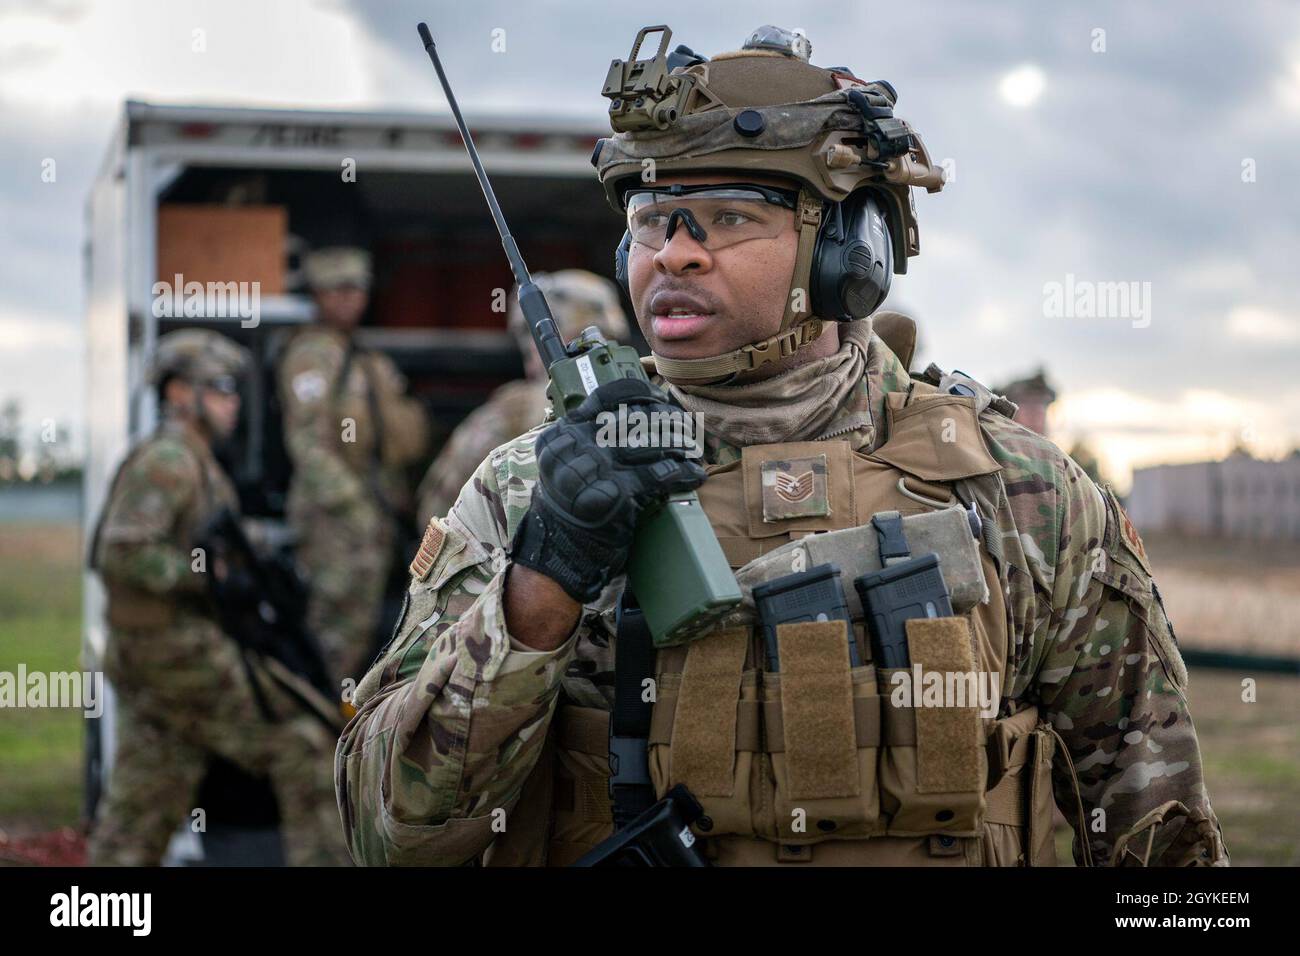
[1,0,1298,488]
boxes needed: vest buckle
[608,736,651,788]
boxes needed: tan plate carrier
[490,382,1067,866]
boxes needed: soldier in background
[416,269,629,527]
[278,247,429,688]
[89,330,347,866]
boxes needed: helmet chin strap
[651,190,826,385]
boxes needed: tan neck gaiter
[665,319,874,448]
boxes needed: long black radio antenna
[417,21,567,368]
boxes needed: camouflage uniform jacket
[92,417,239,693]
[337,334,1226,867]
[279,325,426,521]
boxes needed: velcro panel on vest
[649,677,764,752]
[671,627,748,797]
[774,621,859,799]
[763,696,882,752]
[905,617,984,794]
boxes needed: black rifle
[573,785,711,867]
[197,507,341,732]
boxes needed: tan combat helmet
[303,246,372,291]
[506,269,630,353]
[593,24,945,382]
[148,328,250,390]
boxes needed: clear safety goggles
[623,183,799,251]
[203,375,241,396]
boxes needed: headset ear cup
[845,198,892,316]
[811,192,893,320]
[614,230,632,299]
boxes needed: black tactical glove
[510,376,707,603]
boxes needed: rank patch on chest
[760,454,830,521]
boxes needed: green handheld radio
[416,23,741,647]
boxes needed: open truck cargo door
[83,100,628,863]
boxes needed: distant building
[995,369,1056,436]
[1127,450,1300,540]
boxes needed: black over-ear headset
[810,189,894,321]
[614,186,894,321]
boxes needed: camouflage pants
[294,501,393,689]
[89,632,349,867]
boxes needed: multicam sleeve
[96,439,206,596]
[1026,456,1227,866]
[335,436,584,866]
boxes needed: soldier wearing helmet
[88,329,348,866]
[338,26,1225,868]
[415,269,630,527]
[146,327,248,445]
[277,247,430,688]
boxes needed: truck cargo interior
[155,164,631,488]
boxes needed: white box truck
[83,99,625,862]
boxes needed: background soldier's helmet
[506,269,630,351]
[303,246,372,292]
[148,329,250,388]
[592,24,946,381]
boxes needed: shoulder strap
[354,349,386,461]
[173,426,215,516]
[352,348,396,523]
[905,364,1013,566]
[915,363,1019,419]
[871,310,918,370]
[335,337,356,401]
[896,374,1006,550]
[609,589,657,829]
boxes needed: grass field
[0,523,84,834]
[1,521,1296,865]
[1144,533,1300,658]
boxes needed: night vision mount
[602,26,711,132]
